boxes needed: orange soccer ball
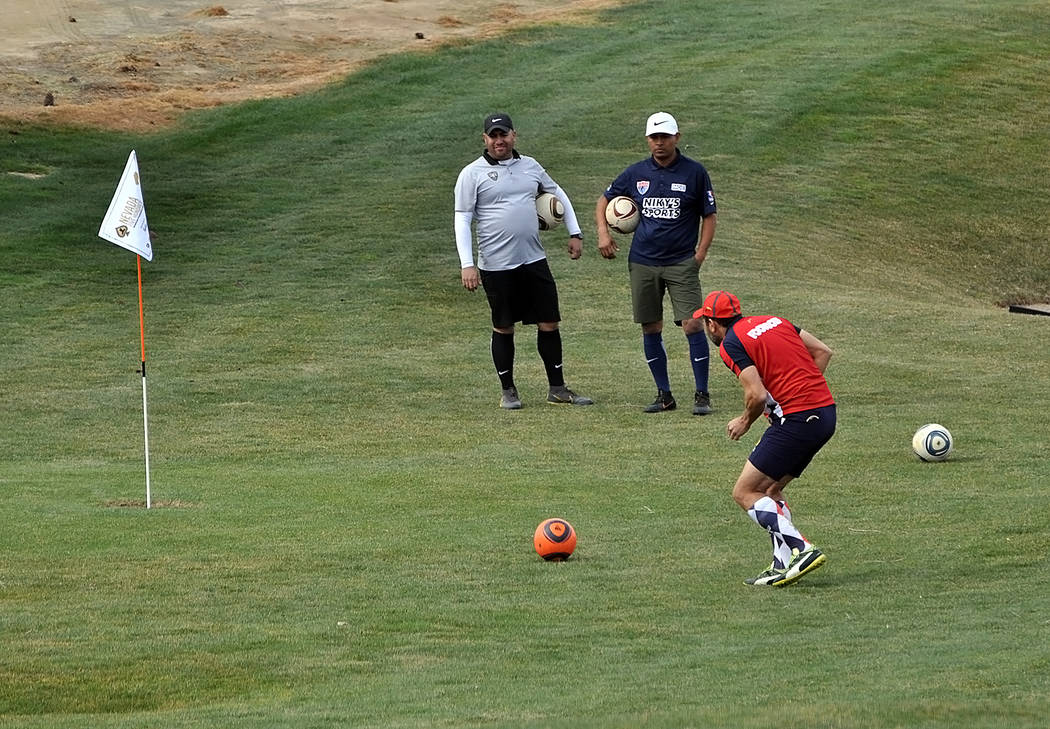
[534,518,577,561]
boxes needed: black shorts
[748,405,837,481]
[480,259,561,328]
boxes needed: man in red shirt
[694,291,836,587]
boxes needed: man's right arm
[454,210,479,291]
[453,165,481,291]
[595,194,618,259]
[727,365,769,440]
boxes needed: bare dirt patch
[1,0,621,132]
[103,499,197,509]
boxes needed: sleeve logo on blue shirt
[636,180,650,195]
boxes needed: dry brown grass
[0,0,624,132]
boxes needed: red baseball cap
[693,290,741,319]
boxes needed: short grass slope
[1,1,1048,727]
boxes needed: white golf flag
[98,150,153,261]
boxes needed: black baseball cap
[483,112,514,134]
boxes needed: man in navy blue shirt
[595,112,718,414]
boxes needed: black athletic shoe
[547,386,594,406]
[692,391,713,416]
[644,390,676,413]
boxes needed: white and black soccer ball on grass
[912,423,953,462]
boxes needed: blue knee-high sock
[687,330,710,394]
[643,332,671,392]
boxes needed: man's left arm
[551,184,584,260]
[799,329,832,373]
[695,213,716,265]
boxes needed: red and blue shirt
[720,315,835,416]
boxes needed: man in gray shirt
[454,112,593,409]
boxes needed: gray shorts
[628,257,702,325]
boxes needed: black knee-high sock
[537,328,565,387]
[491,331,515,389]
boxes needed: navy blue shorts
[748,405,837,481]
[480,259,561,328]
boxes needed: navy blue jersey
[605,152,716,266]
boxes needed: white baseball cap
[645,111,679,136]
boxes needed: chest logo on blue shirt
[636,180,650,195]
[671,183,686,192]
[488,171,498,182]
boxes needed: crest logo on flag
[636,180,650,195]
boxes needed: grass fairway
[2,1,1049,727]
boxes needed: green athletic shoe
[547,386,594,406]
[774,546,826,587]
[500,387,522,410]
[744,563,787,586]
